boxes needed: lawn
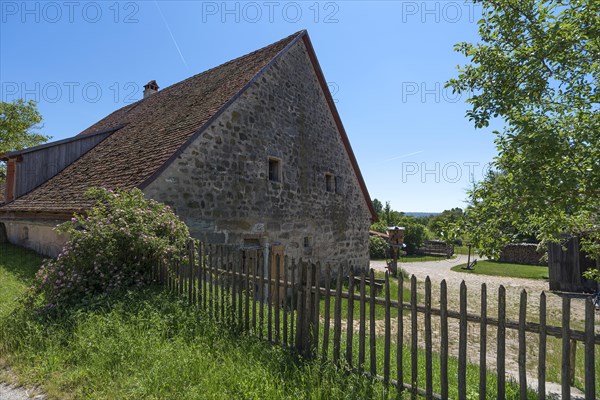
[0,243,45,317]
[451,260,549,280]
[0,243,576,399]
[0,243,397,399]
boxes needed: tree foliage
[448,0,600,264]
[370,198,430,255]
[0,99,49,179]
[369,235,388,259]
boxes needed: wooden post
[244,250,250,330]
[333,266,343,363]
[538,292,546,400]
[440,280,448,400]
[275,255,281,344]
[425,277,432,399]
[237,249,243,330]
[220,246,225,322]
[209,245,214,319]
[313,262,321,357]
[253,253,258,333]
[397,273,404,396]
[497,285,506,399]
[584,296,596,400]
[188,240,194,306]
[369,269,377,377]
[322,265,331,361]
[410,275,417,399]
[518,289,527,399]
[358,268,366,372]
[283,256,289,347]
[295,259,306,354]
[267,253,273,342]
[290,260,296,346]
[458,281,467,400]
[384,271,391,387]
[561,296,571,400]
[303,262,313,356]
[294,260,303,353]
[346,267,354,367]
[479,283,487,400]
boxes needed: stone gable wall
[144,40,372,269]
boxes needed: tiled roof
[0,31,304,215]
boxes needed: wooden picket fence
[151,240,599,400]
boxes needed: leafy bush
[369,236,387,259]
[24,188,190,313]
[403,223,427,255]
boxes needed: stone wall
[1,219,68,257]
[499,243,546,265]
[144,40,372,269]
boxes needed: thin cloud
[155,1,189,70]
[380,150,424,164]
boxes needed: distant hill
[404,212,440,218]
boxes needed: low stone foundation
[1,219,68,257]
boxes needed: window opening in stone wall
[21,226,29,241]
[325,173,334,192]
[268,157,282,182]
[303,236,312,248]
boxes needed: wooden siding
[13,132,111,199]
[548,237,599,292]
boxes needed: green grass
[319,270,415,320]
[0,243,45,317]
[0,243,401,399]
[451,260,549,280]
[1,243,595,398]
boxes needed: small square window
[325,173,334,192]
[303,236,312,248]
[268,157,282,182]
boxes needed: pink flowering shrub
[24,187,190,312]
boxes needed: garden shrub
[24,187,190,313]
[369,236,387,259]
[403,223,427,255]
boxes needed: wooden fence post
[497,285,506,399]
[584,296,596,400]
[561,296,571,400]
[479,283,487,400]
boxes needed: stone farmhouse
[0,30,377,267]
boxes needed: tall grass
[0,243,398,399]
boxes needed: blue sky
[1,1,501,213]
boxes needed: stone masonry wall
[1,219,68,257]
[144,40,372,269]
[498,243,547,265]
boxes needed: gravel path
[370,255,597,399]
[0,383,45,400]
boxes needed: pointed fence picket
[155,239,598,400]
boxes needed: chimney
[143,80,159,98]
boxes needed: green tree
[372,198,383,215]
[428,208,464,239]
[448,0,600,265]
[0,100,48,180]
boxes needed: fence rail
[151,240,598,400]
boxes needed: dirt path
[370,255,598,399]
